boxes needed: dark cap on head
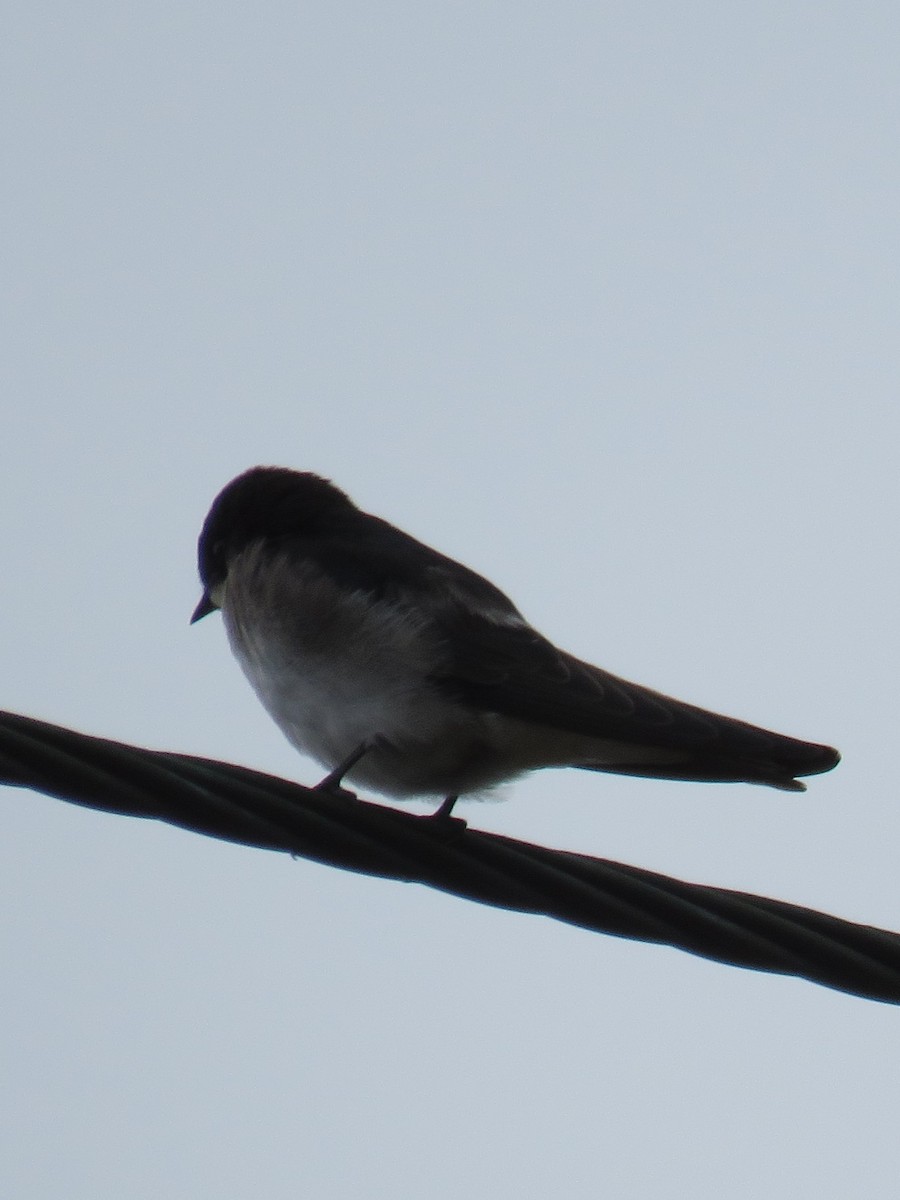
[191,467,354,622]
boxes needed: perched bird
[192,466,839,811]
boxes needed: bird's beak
[190,591,218,624]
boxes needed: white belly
[220,551,517,797]
[217,545,641,799]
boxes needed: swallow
[191,466,839,812]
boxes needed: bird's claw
[313,735,388,798]
[420,795,467,830]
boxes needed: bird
[191,466,839,814]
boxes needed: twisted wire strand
[2,709,897,1004]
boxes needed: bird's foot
[313,736,386,799]
[432,795,458,820]
[423,795,467,830]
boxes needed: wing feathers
[430,609,839,789]
[299,512,839,790]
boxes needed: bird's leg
[422,795,467,831]
[431,795,459,820]
[314,736,385,798]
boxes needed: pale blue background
[2,4,898,1196]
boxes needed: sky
[2,3,899,1196]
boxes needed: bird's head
[190,466,354,623]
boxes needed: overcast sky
[3,4,899,1197]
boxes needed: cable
[1,709,897,1004]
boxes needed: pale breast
[215,543,649,800]
[218,545,511,796]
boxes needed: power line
[1,709,897,1004]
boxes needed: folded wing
[430,607,840,792]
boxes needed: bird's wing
[427,604,839,790]
[298,516,839,789]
